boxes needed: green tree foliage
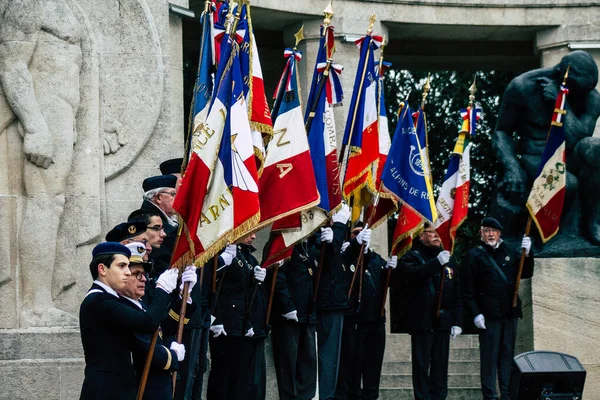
[384,69,516,258]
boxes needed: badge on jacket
[446,267,454,279]
[308,268,313,276]
[350,264,355,272]
[505,256,510,262]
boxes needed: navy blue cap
[105,221,147,242]
[160,158,183,175]
[92,242,131,259]
[142,175,177,192]
[481,217,503,230]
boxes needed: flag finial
[203,0,211,13]
[421,74,431,109]
[323,0,334,26]
[469,75,477,106]
[563,64,571,86]
[294,26,305,50]
[367,14,377,35]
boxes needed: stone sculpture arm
[0,2,53,168]
[493,81,528,203]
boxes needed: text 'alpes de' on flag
[526,75,568,242]
[434,100,481,252]
[172,44,260,267]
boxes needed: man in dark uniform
[141,175,179,277]
[397,223,463,400]
[206,233,268,400]
[335,222,396,400]
[461,217,533,400]
[79,242,179,400]
[160,157,184,189]
[270,229,330,400]
[128,209,167,253]
[118,242,194,400]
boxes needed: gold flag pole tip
[323,0,334,26]
[293,26,305,50]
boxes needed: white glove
[474,314,486,329]
[169,342,186,361]
[156,269,179,294]
[521,236,532,255]
[340,242,350,253]
[245,327,255,337]
[437,250,451,266]
[179,266,197,294]
[210,324,227,337]
[356,227,372,246]
[451,326,462,339]
[254,266,266,282]
[220,252,234,266]
[282,310,298,321]
[386,256,398,269]
[321,227,334,243]
[225,244,237,257]
[332,203,351,224]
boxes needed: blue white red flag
[434,105,481,251]
[526,82,568,242]
[172,45,260,266]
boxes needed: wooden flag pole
[171,281,191,396]
[512,217,532,307]
[266,263,280,325]
[135,329,159,400]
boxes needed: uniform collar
[93,280,119,298]
[123,296,144,310]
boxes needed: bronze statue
[492,50,600,255]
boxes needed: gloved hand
[220,252,234,266]
[451,326,462,339]
[282,310,298,321]
[156,269,179,293]
[245,327,255,337]
[179,266,197,294]
[332,203,351,225]
[254,266,266,282]
[474,314,486,329]
[210,324,227,337]
[340,242,350,253]
[356,227,372,247]
[522,236,532,255]
[321,227,334,243]
[385,255,398,269]
[437,250,451,266]
[169,342,186,361]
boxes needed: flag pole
[304,1,335,133]
[435,75,477,317]
[266,262,279,324]
[339,14,377,177]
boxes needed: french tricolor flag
[526,83,568,242]
[172,45,260,266]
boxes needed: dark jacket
[271,240,319,325]
[315,222,348,312]
[185,256,219,329]
[212,244,269,338]
[119,297,179,400]
[141,199,178,277]
[461,241,534,320]
[345,241,389,324]
[397,241,463,332]
[79,282,172,400]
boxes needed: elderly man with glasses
[397,222,463,400]
[141,174,179,277]
[461,217,533,400]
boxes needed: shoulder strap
[475,245,508,283]
[84,289,104,299]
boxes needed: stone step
[382,360,480,375]
[384,334,479,349]
[0,328,83,360]
[379,387,481,400]
[380,373,480,388]
[384,347,480,362]
[0,358,84,399]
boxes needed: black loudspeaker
[509,351,586,399]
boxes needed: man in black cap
[79,242,180,399]
[461,217,533,400]
[160,157,184,189]
[396,223,462,400]
[141,175,179,276]
[106,221,153,261]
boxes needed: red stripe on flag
[533,188,565,241]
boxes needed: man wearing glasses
[397,223,461,400]
[129,209,167,251]
[141,174,179,276]
[461,217,533,400]
[117,242,197,400]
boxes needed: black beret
[105,221,147,242]
[481,217,503,231]
[92,242,131,259]
[160,158,183,175]
[142,175,177,192]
